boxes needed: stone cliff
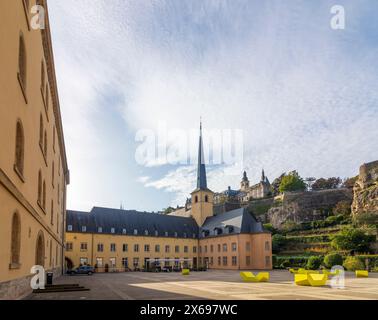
[266,189,353,229]
[352,160,378,216]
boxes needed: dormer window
[226,225,234,233]
[154,230,158,236]
[144,230,149,236]
[202,229,210,237]
[214,227,222,235]
[183,232,187,238]
[134,229,138,235]
[174,232,178,238]
[111,227,115,234]
[122,228,127,234]
[82,226,87,232]
[98,227,102,233]
[67,225,72,231]
[165,231,168,237]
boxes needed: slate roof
[66,207,199,238]
[199,207,265,238]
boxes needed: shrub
[263,223,276,233]
[306,256,323,270]
[343,256,365,271]
[280,260,291,269]
[330,227,375,252]
[272,234,287,253]
[323,253,343,268]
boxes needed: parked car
[67,265,95,275]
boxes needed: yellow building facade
[0,0,69,299]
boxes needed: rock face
[267,189,353,229]
[352,160,378,216]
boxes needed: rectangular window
[217,244,221,252]
[96,257,103,268]
[193,246,197,253]
[210,257,213,265]
[122,258,128,268]
[232,242,237,251]
[222,243,227,252]
[232,256,237,266]
[144,244,150,252]
[97,243,104,252]
[122,228,127,234]
[133,257,139,267]
[98,227,102,233]
[199,246,202,253]
[184,246,188,253]
[66,242,73,251]
[222,256,228,266]
[80,257,88,265]
[204,245,208,253]
[246,256,251,266]
[210,245,213,253]
[265,256,271,267]
[111,227,115,234]
[165,245,170,253]
[109,257,116,267]
[218,256,221,265]
[175,245,179,253]
[134,244,139,252]
[110,243,116,252]
[67,225,73,231]
[123,244,128,252]
[246,242,251,251]
[82,226,87,232]
[155,244,160,252]
[265,241,270,251]
[80,243,87,251]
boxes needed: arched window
[50,200,54,225]
[39,114,43,146]
[18,32,27,92]
[35,231,45,267]
[43,130,47,156]
[52,161,54,186]
[45,83,49,111]
[195,195,198,203]
[14,121,25,177]
[205,195,208,202]
[10,212,21,266]
[37,170,42,204]
[42,180,46,209]
[41,60,45,90]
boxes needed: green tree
[279,171,306,193]
[330,227,375,252]
[343,256,365,271]
[342,176,358,189]
[271,173,286,196]
[333,200,352,216]
[353,212,378,227]
[306,256,323,270]
[312,177,341,190]
[323,253,343,268]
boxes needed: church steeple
[191,120,213,226]
[196,120,207,190]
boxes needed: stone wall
[352,160,378,216]
[267,189,353,229]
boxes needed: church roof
[66,207,199,238]
[199,207,266,238]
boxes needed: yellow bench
[295,273,328,286]
[182,269,190,275]
[240,271,270,282]
[355,270,368,277]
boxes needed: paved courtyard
[25,270,378,300]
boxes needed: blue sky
[47,0,378,212]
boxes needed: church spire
[196,120,207,190]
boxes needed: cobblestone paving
[25,270,378,300]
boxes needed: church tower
[191,122,214,226]
[240,171,250,191]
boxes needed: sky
[47,0,378,212]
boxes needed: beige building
[0,0,69,299]
[66,124,271,271]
